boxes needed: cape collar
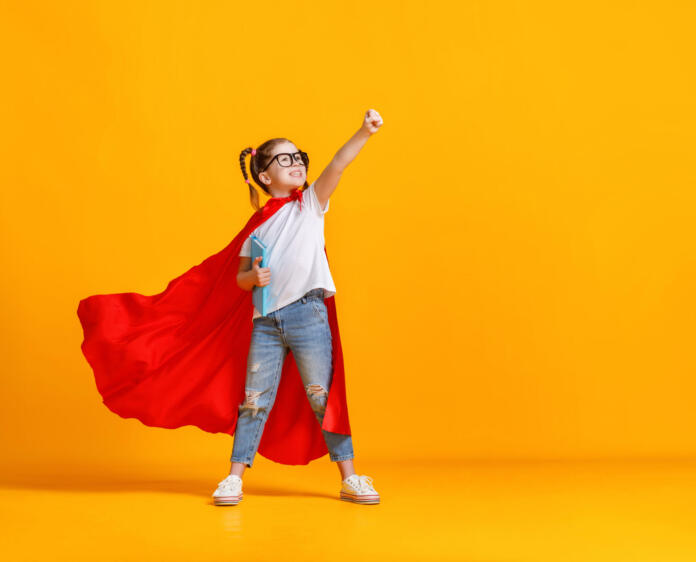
[260,187,304,218]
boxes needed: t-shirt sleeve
[239,236,251,257]
[306,181,330,215]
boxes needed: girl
[212,109,384,506]
[78,110,384,507]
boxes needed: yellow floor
[1,458,695,561]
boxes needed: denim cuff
[330,454,355,462]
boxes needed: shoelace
[218,476,242,490]
[348,474,376,493]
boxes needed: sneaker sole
[213,493,243,506]
[340,491,380,504]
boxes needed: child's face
[259,142,307,189]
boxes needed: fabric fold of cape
[77,193,351,465]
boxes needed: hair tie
[251,148,256,156]
[245,179,250,184]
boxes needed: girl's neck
[269,186,300,199]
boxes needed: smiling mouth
[290,171,303,177]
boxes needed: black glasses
[261,151,309,172]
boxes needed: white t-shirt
[239,180,337,319]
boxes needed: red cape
[77,194,351,465]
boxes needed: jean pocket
[311,298,327,319]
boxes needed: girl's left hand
[361,109,384,134]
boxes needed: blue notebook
[250,235,269,316]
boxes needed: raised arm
[314,109,383,209]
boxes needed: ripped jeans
[230,288,355,467]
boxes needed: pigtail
[238,138,307,209]
[239,147,261,212]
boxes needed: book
[250,235,269,316]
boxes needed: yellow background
[2,1,695,472]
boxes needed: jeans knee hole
[305,384,328,412]
[241,389,263,417]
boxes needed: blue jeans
[231,288,355,467]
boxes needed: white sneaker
[340,474,380,504]
[212,474,243,506]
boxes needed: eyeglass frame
[260,151,309,172]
